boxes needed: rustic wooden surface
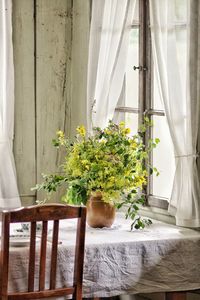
[71,0,90,137]
[12,0,90,205]
[13,0,36,206]
[36,0,72,203]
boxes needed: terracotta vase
[86,193,116,228]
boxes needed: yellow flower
[104,129,112,135]
[81,160,90,170]
[130,140,137,149]
[109,176,115,184]
[56,130,65,138]
[119,121,125,128]
[123,128,131,135]
[100,139,106,144]
[76,125,86,137]
[81,159,89,165]
[125,170,131,176]
[72,169,82,177]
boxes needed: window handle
[133,66,148,71]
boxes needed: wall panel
[13,0,89,205]
[13,0,36,206]
[71,0,90,136]
[36,0,72,202]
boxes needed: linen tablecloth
[5,213,200,297]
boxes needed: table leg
[166,292,187,300]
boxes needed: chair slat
[1,213,10,297]
[8,286,75,299]
[28,222,37,291]
[73,208,87,300]
[10,205,81,223]
[39,221,48,291]
[50,220,59,289]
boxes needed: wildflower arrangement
[34,120,159,229]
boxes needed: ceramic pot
[86,193,115,228]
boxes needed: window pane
[174,0,187,22]
[125,113,138,134]
[113,112,138,135]
[132,0,139,23]
[153,30,187,110]
[153,68,163,110]
[175,28,187,93]
[153,0,187,111]
[116,1,139,110]
[152,116,175,199]
[125,28,139,108]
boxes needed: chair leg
[166,292,187,300]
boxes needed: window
[113,0,187,209]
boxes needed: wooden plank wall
[13,0,90,205]
[13,0,36,205]
[71,0,90,137]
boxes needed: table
[6,213,200,298]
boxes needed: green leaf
[134,224,140,229]
[149,167,153,175]
[155,138,160,144]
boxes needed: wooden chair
[0,203,87,300]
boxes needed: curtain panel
[87,0,136,132]
[0,0,21,208]
[150,0,200,227]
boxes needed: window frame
[115,0,168,210]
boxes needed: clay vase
[86,192,116,228]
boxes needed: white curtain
[150,0,200,226]
[0,0,21,209]
[87,0,136,132]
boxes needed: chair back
[0,203,86,300]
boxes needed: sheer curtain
[150,0,200,226]
[0,0,21,208]
[87,0,136,132]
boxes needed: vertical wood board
[71,0,90,137]
[36,0,72,202]
[13,0,36,205]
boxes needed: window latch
[133,66,148,71]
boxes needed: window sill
[139,205,175,225]
[119,203,176,225]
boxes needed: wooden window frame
[115,0,168,210]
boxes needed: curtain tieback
[175,153,199,158]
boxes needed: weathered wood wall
[12,0,90,205]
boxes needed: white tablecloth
[5,213,200,297]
